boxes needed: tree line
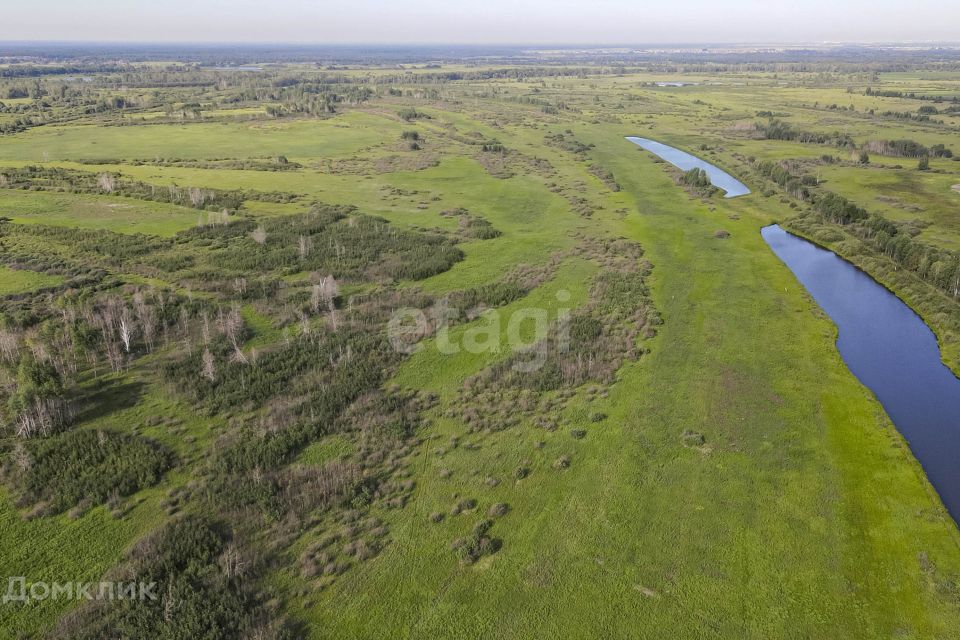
[754,159,960,299]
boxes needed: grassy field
[0,190,206,236]
[0,112,396,162]
[295,127,960,639]
[0,266,64,295]
[1,59,959,638]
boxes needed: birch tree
[97,173,115,193]
[321,275,340,330]
[118,309,134,353]
[224,304,248,364]
[0,328,20,364]
[201,348,216,382]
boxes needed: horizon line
[3,40,960,48]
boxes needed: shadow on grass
[73,378,148,426]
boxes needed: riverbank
[764,224,960,522]
[783,215,960,378]
[625,136,751,197]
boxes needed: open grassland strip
[0,266,64,295]
[0,189,205,236]
[392,258,597,396]
[0,488,166,636]
[0,112,400,163]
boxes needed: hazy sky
[3,0,958,44]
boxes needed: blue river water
[763,224,960,522]
[626,136,751,198]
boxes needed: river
[626,136,751,198]
[763,224,960,522]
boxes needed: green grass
[0,265,63,294]
[296,435,354,466]
[4,65,960,639]
[397,159,582,293]
[291,125,960,639]
[241,304,283,349]
[394,258,596,394]
[0,111,398,162]
[0,490,165,637]
[0,189,206,236]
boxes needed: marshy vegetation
[1,44,960,640]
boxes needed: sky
[2,0,959,45]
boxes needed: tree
[97,173,115,192]
[321,275,339,330]
[201,311,212,345]
[118,309,134,353]
[133,292,157,352]
[224,304,248,364]
[201,348,216,382]
[0,327,20,364]
[322,275,339,304]
[93,297,128,372]
[8,351,72,437]
[189,187,207,207]
[310,284,323,314]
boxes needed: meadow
[0,51,959,638]
[0,267,63,296]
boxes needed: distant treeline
[0,64,128,78]
[862,139,953,158]
[754,160,960,299]
[8,42,960,68]
[754,119,854,148]
[754,119,953,158]
[865,87,960,103]
[0,166,300,210]
[75,156,304,172]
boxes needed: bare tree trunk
[119,311,134,353]
[201,348,216,382]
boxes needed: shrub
[53,515,271,639]
[450,498,477,515]
[5,429,174,513]
[451,519,501,564]
[488,503,510,517]
[398,108,428,121]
